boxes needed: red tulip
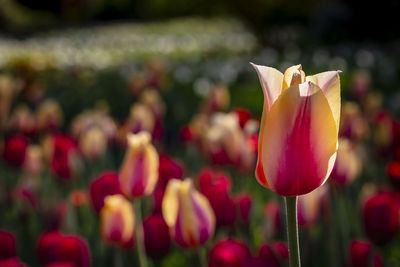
[208,239,252,267]
[233,108,252,129]
[387,161,400,188]
[37,231,90,267]
[45,134,80,180]
[0,230,16,260]
[252,64,341,196]
[2,135,29,167]
[256,242,288,267]
[0,257,28,267]
[89,171,121,213]
[349,240,383,267]
[143,214,171,259]
[198,169,236,227]
[235,193,252,225]
[363,191,400,245]
[158,154,183,188]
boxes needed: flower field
[0,18,400,267]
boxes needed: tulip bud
[143,214,171,259]
[297,185,328,227]
[79,127,107,160]
[363,191,400,245]
[236,193,253,225]
[2,135,29,168]
[257,242,289,267]
[119,132,159,198]
[330,138,361,186]
[100,195,135,246]
[23,145,43,178]
[387,161,400,188]
[36,99,63,132]
[208,239,252,267]
[0,230,16,260]
[349,240,383,267]
[89,171,121,213]
[262,201,282,240]
[252,63,341,196]
[43,134,81,180]
[37,231,91,267]
[162,179,215,248]
[0,257,28,267]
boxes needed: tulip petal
[251,63,283,188]
[306,71,341,132]
[283,64,306,90]
[250,63,283,112]
[162,179,180,227]
[261,81,338,196]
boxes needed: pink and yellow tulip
[162,178,215,248]
[100,195,135,246]
[252,63,341,196]
[119,132,159,198]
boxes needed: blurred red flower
[0,230,16,260]
[255,242,288,267]
[47,134,80,180]
[37,232,90,267]
[235,193,252,225]
[349,240,383,267]
[198,168,236,226]
[208,239,252,267]
[89,171,121,213]
[0,257,28,267]
[363,191,400,245]
[387,161,400,188]
[2,135,29,167]
[143,214,171,259]
[233,108,252,129]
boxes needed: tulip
[8,105,36,136]
[198,169,236,227]
[330,138,361,186]
[43,134,81,180]
[79,127,107,160]
[235,193,253,225]
[349,240,383,267]
[23,145,43,178]
[119,132,159,199]
[256,242,289,267]
[37,231,90,267]
[387,161,400,188]
[297,185,328,227]
[363,191,400,245]
[0,230,16,260]
[252,63,341,196]
[252,63,341,267]
[262,201,282,240]
[36,99,63,132]
[2,135,29,168]
[0,257,28,267]
[162,178,215,248]
[208,239,251,267]
[233,108,252,129]
[89,171,122,213]
[143,214,171,259]
[69,190,87,207]
[339,102,369,141]
[100,195,135,246]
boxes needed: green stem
[197,246,207,267]
[284,196,301,267]
[114,248,123,267]
[134,199,148,267]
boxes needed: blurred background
[1,0,400,266]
